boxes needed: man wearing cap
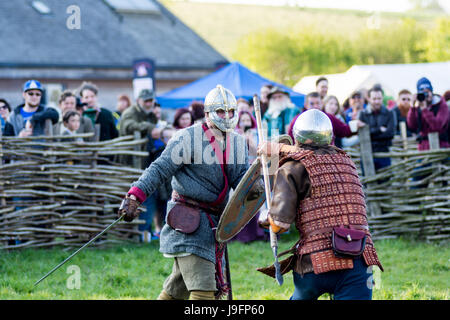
[118,89,160,243]
[118,85,252,300]
[7,80,58,137]
[344,91,365,123]
[257,109,383,300]
[119,89,159,167]
[263,86,301,137]
[407,77,449,150]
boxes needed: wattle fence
[0,125,148,250]
[1,121,448,250]
[348,124,449,243]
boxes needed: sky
[187,0,450,13]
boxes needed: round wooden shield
[216,134,292,242]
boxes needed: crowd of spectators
[1,76,449,242]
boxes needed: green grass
[1,231,448,300]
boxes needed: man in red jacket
[407,77,450,150]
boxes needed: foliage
[420,17,450,61]
[233,17,450,86]
[0,234,448,300]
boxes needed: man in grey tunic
[119,85,250,300]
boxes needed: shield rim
[216,134,292,242]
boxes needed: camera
[417,92,428,102]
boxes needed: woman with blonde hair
[323,95,345,123]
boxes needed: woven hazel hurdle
[350,124,449,243]
[0,123,148,250]
[1,120,448,249]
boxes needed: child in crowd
[62,111,83,143]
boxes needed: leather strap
[202,123,230,207]
[172,190,222,216]
[304,225,369,238]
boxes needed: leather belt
[305,225,369,238]
[171,190,222,216]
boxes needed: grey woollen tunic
[131,123,249,263]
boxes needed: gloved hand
[118,194,141,222]
[268,216,289,234]
[258,212,287,234]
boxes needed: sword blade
[34,215,124,287]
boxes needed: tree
[421,18,450,61]
[409,0,444,12]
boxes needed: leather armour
[281,147,383,274]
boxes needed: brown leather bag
[332,226,367,258]
[166,203,201,234]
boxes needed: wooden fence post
[133,130,142,169]
[358,125,382,216]
[428,132,440,151]
[399,121,408,151]
[428,132,441,188]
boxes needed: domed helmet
[293,109,333,146]
[204,85,238,132]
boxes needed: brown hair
[323,95,342,116]
[118,94,131,106]
[173,108,193,129]
[316,77,328,86]
[305,91,320,104]
[368,86,384,97]
[189,101,205,121]
[444,90,450,102]
[59,90,76,104]
[63,110,80,123]
[79,81,99,97]
[398,89,412,97]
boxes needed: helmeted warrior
[119,85,250,300]
[258,109,383,300]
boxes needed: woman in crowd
[235,110,258,164]
[232,110,267,243]
[0,98,13,135]
[172,108,194,130]
[54,91,95,141]
[323,95,346,148]
[113,94,132,130]
[324,95,345,123]
[189,101,205,124]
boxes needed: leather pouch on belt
[167,203,201,234]
[332,226,367,258]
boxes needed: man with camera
[407,77,449,151]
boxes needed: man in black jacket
[358,86,396,171]
[5,80,59,137]
[79,82,118,141]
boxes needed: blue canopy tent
[157,62,305,109]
